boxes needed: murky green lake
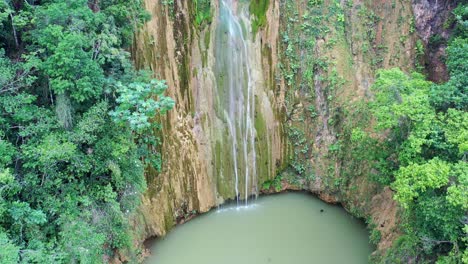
[145,192,373,264]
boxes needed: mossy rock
[250,0,270,36]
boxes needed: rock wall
[271,0,418,255]
[131,0,287,242]
[130,0,429,259]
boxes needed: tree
[0,0,173,262]
[0,231,19,264]
[368,68,467,262]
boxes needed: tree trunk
[9,13,19,48]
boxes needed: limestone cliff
[131,0,287,243]
[129,0,436,259]
[258,0,418,256]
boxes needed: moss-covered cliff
[259,0,420,258]
[130,0,288,245]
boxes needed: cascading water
[215,0,257,204]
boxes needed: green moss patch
[250,0,270,36]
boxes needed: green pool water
[145,192,374,264]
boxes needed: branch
[421,236,454,245]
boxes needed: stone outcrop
[412,0,458,82]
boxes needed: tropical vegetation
[0,0,173,262]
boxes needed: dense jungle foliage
[0,0,174,263]
[356,5,467,263]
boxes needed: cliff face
[130,0,428,258]
[269,0,417,254]
[131,0,287,241]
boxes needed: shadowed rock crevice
[412,0,458,82]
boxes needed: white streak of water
[219,0,257,204]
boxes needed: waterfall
[215,0,257,204]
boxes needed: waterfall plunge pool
[145,192,374,263]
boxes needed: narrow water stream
[145,193,373,263]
